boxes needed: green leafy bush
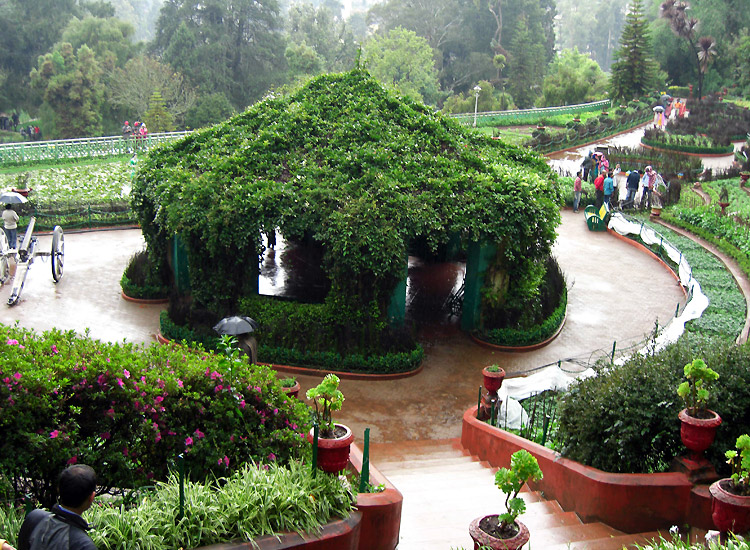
[556,337,750,474]
[0,323,311,507]
[642,127,733,155]
[120,250,169,299]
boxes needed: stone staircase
[369,438,683,550]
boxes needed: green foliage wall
[132,69,562,338]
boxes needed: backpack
[29,512,70,550]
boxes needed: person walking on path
[603,171,614,207]
[573,171,583,213]
[17,464,98,550]
[640,166,656,208]
[625,169,640,207]
[594,170,605,209]
[3,204,19,248]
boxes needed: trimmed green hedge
[475,285,567,347]
[641,137,734,155]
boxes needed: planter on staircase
[469,516,529,550]
[709,479,750,535]
[679,408,722,461]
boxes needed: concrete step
[527,521,624,548]
[544,530,676,549]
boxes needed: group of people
[0,464,98,550]
[20,125,42,141]
[121,120,148,139]
[0,112,19,131]
[574,148,663,212]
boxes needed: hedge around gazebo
[132,69,562,363]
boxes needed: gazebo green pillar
[387,254,408,327]
[461,241,497,331]
[172,234,191,293]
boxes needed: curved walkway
[0,211,686,444]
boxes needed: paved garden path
[0,211,686,444]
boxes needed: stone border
[461,406,713,533]
[121,290,168,304]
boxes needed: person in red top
[594,171,605,210]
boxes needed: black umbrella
[213,316,259,335]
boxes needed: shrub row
[555,336,750,474]
[0,323,311,507]
[258,344,424,374]
[641,137,734,155]
[475,285,567,347]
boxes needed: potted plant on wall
[469,449,543,550]
[306,374,354,474]
[280,376,301,399]
[710,434,750,536]
[482,364,506,396]
[677,359,722,461]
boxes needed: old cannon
[0,216,65,305]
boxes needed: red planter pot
[282,380,301,399]
[482,367,506,395]
[679,408,722,461]
[469,516,529,550]
[710,479,750,534]
[308,424,354,474]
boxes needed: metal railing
[0,131,191,166]
[450,99,612,124]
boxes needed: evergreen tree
[506,15,544,108]
[610,0,660,101]
[144,90,175,132]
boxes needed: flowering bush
[0,324,311,507]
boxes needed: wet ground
[0,211,686,444]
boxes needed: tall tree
[286,3,357,73]
[539,48,608,107]
[610,0,660,100]
[153,0,286,109]
[660,0,717,101]
[506,15,544,108]
[363,27,440,104]
[30,43,105,138]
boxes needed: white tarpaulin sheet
[499,213,707,427]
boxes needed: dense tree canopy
[132,70,561,324]
[539,48,608,107]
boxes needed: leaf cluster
[494,449,543,530]
[305,374,344,437]
[676,358,719,416]
[726,434,750,496]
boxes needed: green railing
[451,100,611,126]
[0,132,191,166]
[17,201,134,230]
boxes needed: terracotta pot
[679,408,722,461]
[650,207,662,217]
[469,516,529,550]
[482,367,506,395]
[308,424,354,474]
[281,380,300,399]
[740,173,750,185]
[710,478,750,534]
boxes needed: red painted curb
[470,313,567,352]
[461,406,713,532]
[121,290,169,305]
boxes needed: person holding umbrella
[214,316,259,364]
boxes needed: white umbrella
[0,191,28,204]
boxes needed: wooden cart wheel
[51,226,64,282]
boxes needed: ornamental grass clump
[677,358,719,418]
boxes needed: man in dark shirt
[17,465,97,550]
[625,170,641,206]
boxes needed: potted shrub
[482,364,506,396]
[718,186,730,215]
[677,359,722,461]
[280,377,301,399]
[306,374,354,473]
[710,434,750,535]
[740,172,750,186]
[469,449,543,550]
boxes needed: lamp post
[473,85,481,127]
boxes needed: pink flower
[51,345,58,354]
[67,456,77,465]
[116,378,124,388]
[268,453,276,461]
[100,432,111,440]
[177,379,184,388]
[123,369,130,379]
[50,430,59,439]
[6,339,18,345]
[3,378,9,384]
[106,358,111,363]
[194,429,205,439]
[185,436,194,446]
[13,372,21,381]
[123,447,129,456]
[230,435,235,442]
[223,456,230,467]
[106,408,115,418]
[155,432,162,443]
[239,399,246,409]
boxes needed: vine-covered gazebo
[132,69,562,363]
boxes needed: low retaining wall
[461,406,713,533]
